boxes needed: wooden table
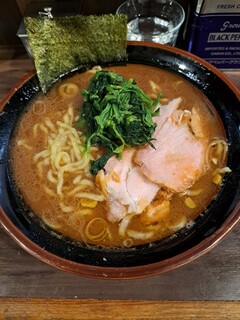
[0,54,239,319]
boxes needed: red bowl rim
[0,41,240,279]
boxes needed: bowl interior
[0,43,240,278]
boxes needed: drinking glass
[116,0,185,46]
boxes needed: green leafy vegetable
[24,14,127,92]
[78,70,161,175]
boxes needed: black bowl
[0,42,240,279]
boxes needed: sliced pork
[97,97,207,222]
[135,98,207,192]
[96,148,159,222]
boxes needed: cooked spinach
[78,70,160,175]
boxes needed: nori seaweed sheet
[24,14,127,92]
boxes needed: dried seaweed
[24,14,127,92]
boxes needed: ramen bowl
[0,42,240,279]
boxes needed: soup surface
[10,64,228,247]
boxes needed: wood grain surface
[0,54,239,306]
[0,299,240,319]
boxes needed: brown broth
[10,64,226,247]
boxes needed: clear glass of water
[116,0,185,46]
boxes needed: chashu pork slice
[96,148,159,222]
[134,98,206,193]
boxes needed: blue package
[186,0,240,69]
